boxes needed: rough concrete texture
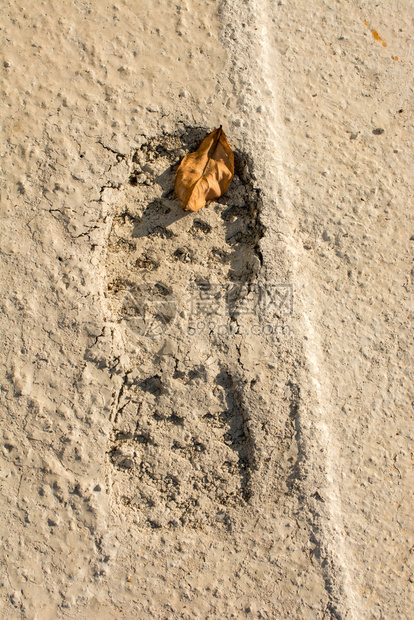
[1,1,413,618]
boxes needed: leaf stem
[201,126,223,179]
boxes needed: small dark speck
[398,109,403,113]
[372,128,384,135]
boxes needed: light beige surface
[1,1,413,618]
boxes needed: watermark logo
[120,280,293,338]
[120,282,177,338]
[187,281,293,319]
[186,281,293,336]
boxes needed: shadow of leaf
[131,200,188,239]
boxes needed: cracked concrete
[1,0,413,618]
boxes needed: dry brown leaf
[174,126,234,212]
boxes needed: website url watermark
[186,320,292,337]
[120,281,293,338]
